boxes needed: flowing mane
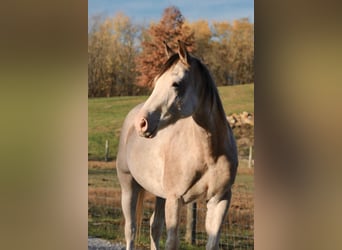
[195,58,228,124]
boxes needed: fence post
[105,140,109,162]
[185,202,197,245]
[248,145,253,168]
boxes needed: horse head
[135,40,199,138]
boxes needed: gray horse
[116,40,238,250]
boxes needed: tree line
[88,6,254,97]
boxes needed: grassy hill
[88,84,254,161]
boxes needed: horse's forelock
[157,53,180,79]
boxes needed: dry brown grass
[88,160,254,248]
[89,161,254,172]
[88,160,116,169]
[88,187,121,206]
[237,166,254,175]
[88,175,254,229]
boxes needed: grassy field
[88,84,254,249]
[88,84,254,161]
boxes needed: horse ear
[163,41,174,59]
[177,40,189,66]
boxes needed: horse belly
[130,163,165,198]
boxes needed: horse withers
[116,40,238,250]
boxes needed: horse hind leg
[150,197,165,250]
[205,190,232,250]
[117,169,142,250]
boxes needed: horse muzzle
[134,113,159,138]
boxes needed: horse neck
[192,83,229,161]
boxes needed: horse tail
[136,190,145,242]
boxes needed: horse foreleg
[205,190,232,250]
[150,197,165,250]
[165,196,181,250]
[118,170,141,250]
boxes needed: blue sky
[88,0,254,24]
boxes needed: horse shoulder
[117,103,145,172]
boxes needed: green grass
[88,84,254,161]
[235,173,254,193]
[88,96,146,160]
[218,84,254,115]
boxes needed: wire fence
[88,158,254,249]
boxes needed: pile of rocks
[227,111,254,128]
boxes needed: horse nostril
[140,118,148,132]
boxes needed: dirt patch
[88,187,122,207]
[89,160,116,169]
[237,166,254,175]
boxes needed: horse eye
[172,82,179,88]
